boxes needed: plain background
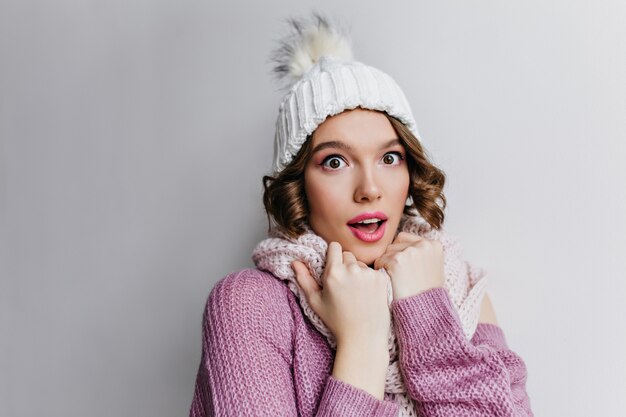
[1,1,625,416]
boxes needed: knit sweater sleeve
[390,287,533,416]
[189,268,399,417]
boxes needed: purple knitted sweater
[189,268,533,416]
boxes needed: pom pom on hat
[268,11,423,173]
[270,12,354,92]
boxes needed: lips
[347,211,388,224]
[347,211,388,243]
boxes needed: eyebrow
[311,138,402,155]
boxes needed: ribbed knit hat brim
[270,13,422,174]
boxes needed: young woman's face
[304,108,410,266]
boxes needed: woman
[189,13,533,417]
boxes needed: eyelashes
[320,151,405,170]
[320,155,347,170]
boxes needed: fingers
[373,253,387,270]
[326,241,342,268]
[342,251,358,265]
[377,234,426,268]
[327,241,371,271]
[393,231,423,245]
[291,260,320,300]
[386,232,426,254]
[385,242,412,254]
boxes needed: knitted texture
[188,268,534,416]
[251,213,489,416]
[272,54,422,173]
[269,13,422,173]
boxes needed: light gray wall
[1,1,625,416]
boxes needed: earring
[405,195,414,206]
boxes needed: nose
[353,167,382,203]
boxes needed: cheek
[304,174,347,219]
[400,173,411,196]
[306,185,341,213]
[383,169,410,199]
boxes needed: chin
[349,245,385,268]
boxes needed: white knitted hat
[270,12,423,174]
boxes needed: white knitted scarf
[251,213,488,416]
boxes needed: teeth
[357,218,381,224]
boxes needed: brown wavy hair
[262,111,447,240]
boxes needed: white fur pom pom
[270,12,353,91]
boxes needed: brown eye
[321,155,346,170]
[382,152,403,165]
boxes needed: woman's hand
[291,241,391,349]
[292,241,391,400]
[373,231,445,301]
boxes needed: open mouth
[347,219,387,243]
[347,219,386,233]
[346,212,389,243]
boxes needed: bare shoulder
[478,292,499,326]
